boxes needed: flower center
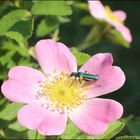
[38,72,88,113]
[105,6,123,24]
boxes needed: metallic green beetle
[70,71,99,81]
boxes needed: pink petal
[113,10,127,21]
[79,53,125,97]
[38,110,67,136]
[18,102,67,135]
[115,24,132,43]
[35,39,77,75]
[88,0,106,20]
[69,98,123,136]
[18,102,47,130]
[87,66,125,98]
[106,9,131,43]
[1,79,38,103]
[1,66,46,103]
[8,66,46,87]
[79,53,113,75]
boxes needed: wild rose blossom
[1,39,125,136]
[88,0,132,43]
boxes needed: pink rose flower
[1,39,125,136]
[88,0,132,43]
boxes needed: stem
[35,131,46,140]
[77,24,111,51]
[52,28,60,41]
[35,131,38,140]
[35,132,59,140]
[46,136,58,139]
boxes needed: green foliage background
[0,0,140,139]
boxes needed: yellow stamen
[105,5,123,24]
[41,72,88,113]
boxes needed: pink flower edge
[35,39,77,75]
[69,98,123,136]
[17,98,123,136]
[88,0,106,20]
[80,53,125,98]
[18,102,67,135]
[1,66,46,103]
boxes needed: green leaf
[5,31,24,47]
[0,103,22,121]
[1,41,18,51]
[0,9,31,36]
[8,17,34,39]
[0,96,9,111]
[36,17,59,37]
[74,2,88,11]
[116,135,140,139]
[31,1,72,16]
[57,16,71,23]
[0,66,8,80]
[127,121,140,136]
[0,1,12,16]
[17,58,37,68]
[27,130,37,139]
[0,96,8,107]
[28,47,36,59]
[70,48,91,66]
[60,120,81,139]
[0,42,29,68]
[8,121,26,132]
[2,124,43,139]
[80,16,96,26]
[0,103,23,133]
[106,28,130,48]
[0,51,16,67]
[76,134,88,139]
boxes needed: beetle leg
[69,78,76,87]
[79,76,84,84]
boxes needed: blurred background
[0,0,140,139]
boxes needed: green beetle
[70,71,99,81]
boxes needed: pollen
[39,72,88,113]
[105,6,123,24]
